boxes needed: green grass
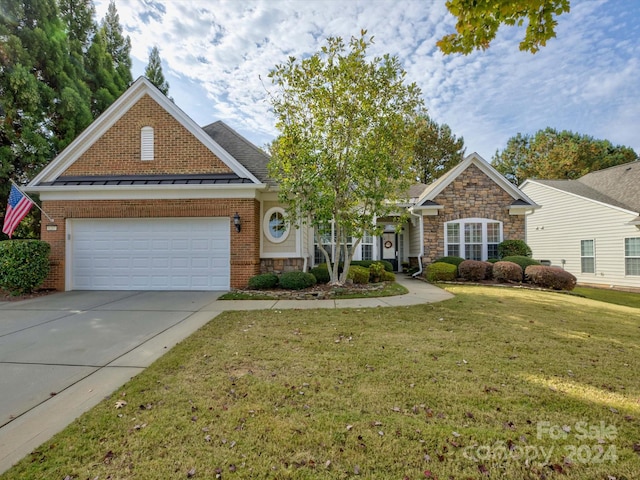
[573,286,640,309]
[2,286,639,479]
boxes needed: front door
[381,232,398,272]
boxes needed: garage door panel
[70,218,230,291]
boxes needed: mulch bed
[0,288,57,302]
[233,282,387,300]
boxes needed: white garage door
[69,218,230,290]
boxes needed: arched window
[141,126,154,161]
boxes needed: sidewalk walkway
[0,276,452,474]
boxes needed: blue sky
[95,0,640,160]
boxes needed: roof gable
[416,152,537,207]
[28,77,263,188]
[521,161,640,214]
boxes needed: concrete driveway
[0,290,226,471]
[0,277,452,473]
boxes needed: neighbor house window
[625,237,640,276]
[263,207,290,243]
[580,240,595,274]
[445,219,503,261]
[141,126,154,160]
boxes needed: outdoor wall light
[233,212,241,233]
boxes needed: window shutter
[141,126,154,161]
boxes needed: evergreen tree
[85,29,120,116]
[59,0,97,56]
[101,0,132,90]
[145,46,170,96]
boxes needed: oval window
[263,207,290,243]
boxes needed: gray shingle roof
[202,121,275,186]
[534,161,640,213]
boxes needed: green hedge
[0,240,50,295]
[498,240,532,258]
[279,271,317,290]
[501,256,540,279]
[247,273,279,289]
[347,265,370,284]
[350,260,394,272]
[425,262,457,282]
[309,264,331,284]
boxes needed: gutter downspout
[409,208,424,278]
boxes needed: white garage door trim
[66,217,230,291]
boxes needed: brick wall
[40,198,261,290]
[422,164,526,263]
[62,95,233,176]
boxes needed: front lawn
[573,286,640,309]
[3,286,639,479]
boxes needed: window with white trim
[444,219,503,261]
[141,126,154,160]
[361,232,374,261]
[580,240,595,274]
[263,207,290,243]
[625,237,640,276]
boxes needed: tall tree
[438,0,571,54]
[59,0,96,57]
[145,46,170,96]
[100,0,132,90]
[492,127,638,185]
[412,114,465,184]
[268,32,424,285]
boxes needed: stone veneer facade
[422,163,526,263]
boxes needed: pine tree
[145,46,170,96]
[59,0,97,56]
[100,0,132,90]
[412,115,465,184]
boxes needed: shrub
[309,264,330,284]
[483,261,494,279]
[525,266,577,291]
[369,262,386,281]
[458,260,488,281]
[433,256,464,267]
[279,271,317,290]
[247,272,279,290]
[380,270,396,282]
[492,261,523,283]
[498,239,532,258]
[502,256,540,279]
[425,262,457,282]
[0,240,51,295]
[351,260,394,272]
[347,265,370,284]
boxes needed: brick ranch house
[26,77,538,291]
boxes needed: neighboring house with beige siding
[521,162,640,288]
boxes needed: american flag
[2,184,34,238]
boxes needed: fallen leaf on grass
[187,467,196,477]
[115,400,127,409]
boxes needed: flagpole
[9,179,55,223]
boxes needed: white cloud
[96,0,640,159]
